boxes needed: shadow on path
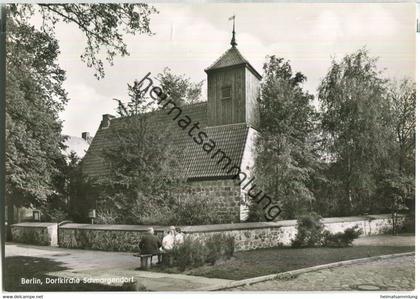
[4,256,128,292]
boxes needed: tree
[252,56,319,220]
[6,18,68,212]
[96,81,184,224]
[67,153,100,223]
[6,3,158,222]
[318,49,394,214]
[388,79,415,177]
[375,79,415,218]
[156,67,203,105]
[9,3,157,79]
[41,151,81,222]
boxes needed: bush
[291,212,325,248]
[136,205,174,226]
[206,234,235,265]
[246,200,268,222]
[171,237,209,271]
[169,194,224,225]
[43,208,69,223]
[322,226,362,247]
[291,213,362,248]
[170,233,235,270]
[401,213,415,233]
[95,208,119,224]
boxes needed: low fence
[10,222,58,246]
[10,214,403,252]
[54,214,403,252]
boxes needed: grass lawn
[4,256,128,292]
[177,245,414,280]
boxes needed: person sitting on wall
[138,227,162,264]
[174,227,184,246]
[160,226,176,253]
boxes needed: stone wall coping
[182,214,396,233]
[10,222,58,228]
[60,223,169,232]
[58,214,396,233]
[181,220,296,233]
[321,214,394,224]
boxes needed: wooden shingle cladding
[205,46,261,129]
[245,68,260,129]
[207,66,246,126]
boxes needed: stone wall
[10,222,58,246]
[56,214,404,252]
[58,223,167,252]
[182,214,404,251]
[180,179,242,223]
[322,215,399,235]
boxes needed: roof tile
[82,102,249,180]
[205,47,262,79]
[206,47,248,70]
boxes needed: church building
[81,25,264,223]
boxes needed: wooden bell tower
[205,17,261,129]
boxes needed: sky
[46,2,415,137]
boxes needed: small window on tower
[221,86,232,100]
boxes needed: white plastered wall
[239,127,260,221]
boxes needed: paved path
[6,243,139,271]
[6,235,415,292]
[5,243,232,291]
[231,255,415,291]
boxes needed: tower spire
[229,15,237,47]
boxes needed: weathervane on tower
[229,15,237,47]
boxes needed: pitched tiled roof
[81,102,249,180]
[205,47,262,79]
[206,47,248,70]
[82,102,207,178]
[186,123,248,179]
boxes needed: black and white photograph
[0,1,417,297]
